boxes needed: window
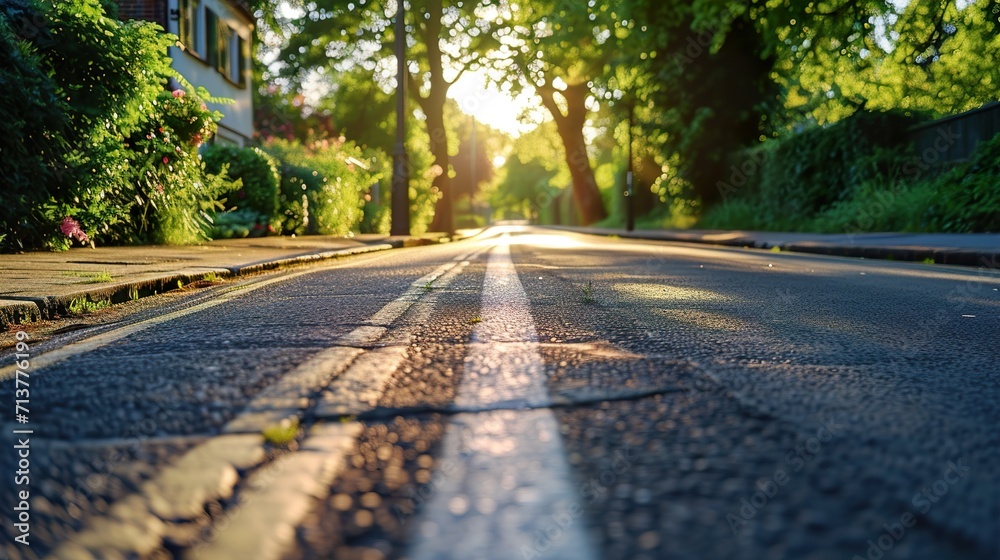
[205,8,218,67]
[237,34,248,86]
[203,7,247,86]
[217,22,233,78]
[178,0,199,54]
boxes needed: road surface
[1,226,997,559]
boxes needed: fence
[905,102,1000,164]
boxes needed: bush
[925,133,1000,232]
[124,84,233,245]
[697,110,950,233]
[203,145,282,226]
[0,0,233,250]
[810,179,938,234]
[0,0,177,250]
[211,208,271,239]
[0,7,70,251]
[276,163,326,236]
[263,138,385,236]
[754,110,921,217]
[42,0,177,246]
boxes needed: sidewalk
[552,226,1000,267]
[0,233,464,328]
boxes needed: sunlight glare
[448,69,545,136]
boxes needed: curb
[548,227,1000,269]
[0,241,423,330]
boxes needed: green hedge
[926,133,1000,232]
[701,112,1000,233]
[263,138,385,237]
[754,111,921,216]
[0,8,70,251]
[203,145,282,227]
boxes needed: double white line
[55,236,594,560]
[53,249,480,559]
[408,237,596,560]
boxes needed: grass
[129,286,140,301]
[203,271,221,283]
[62,270,114,283]
[90,270,113,283]
[66,297,110,315]
[697,178,940,234]
[468,315,482,324]
[922,257,935,265]
[262,418,300,447]
[581,281,595,304]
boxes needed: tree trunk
[634,153,659,217]
[559,128,605,224]
[423,0,453,234]
[538,82,607,225]
[425,99,453,233]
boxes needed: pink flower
[172,89,186,98]
[156,184,164,193]
[162,157,169,164]
[200,103,207,111]
[60,217,90,244]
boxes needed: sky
[447,68,546,137]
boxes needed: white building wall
[165,0,254,146]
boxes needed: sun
[447,68,545,137]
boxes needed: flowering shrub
[60,217,90,246]
[0,0,235,251]
[126,83,234,245]
[158,89,217,147]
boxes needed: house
[114,0,254,146]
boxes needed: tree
[451,117,496,213]
[486,119,568,221]
[488,0,616,224]
[617,1,776,206]
[762,0,1000,123]
[275,0,497,233]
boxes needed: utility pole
[625,99,635,232]
[390,0,410,236]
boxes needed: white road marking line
[186,422,363,560]
[409,236,597,560]
[187,252,481,560]
[51,248,484,559]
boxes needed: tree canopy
[258,0,1000,228]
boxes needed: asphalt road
[1,226,998,560]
